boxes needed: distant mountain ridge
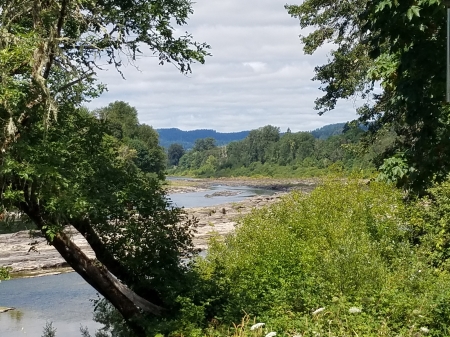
[310,122,347,140]
[157,122,349,149]
[156,128,250,149]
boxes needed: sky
[87,0,361,133]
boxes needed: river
[0,183,276,337]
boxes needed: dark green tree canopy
[287,0,450,191]
[193,137,217,152]
[93,101,167,177]
[94,101,140,139]
[168,143,185,166]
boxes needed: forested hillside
[158,123,351,149]
[310,122,346,139]
[157,128,250,149]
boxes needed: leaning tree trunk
[19,201,165,337]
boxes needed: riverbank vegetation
[167,124,387,178]
[0,1,208,336]
[87,179,450,336]
[0,267,10,280]
[89,0,450,335]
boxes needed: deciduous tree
[287,0,450,191]
[167,143,185,166]
[0,1,208,335]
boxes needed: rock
[204,190,241,198]
[0,227,95,274]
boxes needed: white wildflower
[420,327,430,334]
[292,335,302,337]
[250,323,265,331]
[312,307,325,315]
[349,307,362,314]
[265,332,276,337]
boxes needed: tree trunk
[71,218,165,306]
[19,201,166,336]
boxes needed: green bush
[411,179,450,271]
[0,266,11,280]
[192,180,450,336]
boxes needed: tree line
[169,124,380,177]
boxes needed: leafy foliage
[286,0,372,114]
[0,0,208,332]
[287,0,450,192]
[0,266,11,280]
[167,143,186,166]
[93,101,167,177]
[2,103,197,296]
[189,180,450,336]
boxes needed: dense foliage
[186,180,450,336]
[0,266,10,280]
[287,0,450,192]
[167,143,186,167]
[97,180,450,337]
[93,101,167,178]
[4,1,450,336]
[172,124,375,177]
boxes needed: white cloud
[243,62,267,73]
[87,0,360,132]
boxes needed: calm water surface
[168,184,276,208]
[0,272,102,336]
[0,182,275,336]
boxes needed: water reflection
[7,309,24,322]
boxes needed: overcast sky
[87,0,361,133]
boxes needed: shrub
[193,180,450,336]
[0,266,11,280]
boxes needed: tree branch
[43,0,69,80]
[54,72,94,93]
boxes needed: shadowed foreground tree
[0,0,208,335]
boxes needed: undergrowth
[183,180,450,337]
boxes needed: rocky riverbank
[166,177,318,193]
[0,178,317,277]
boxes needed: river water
[0,273,101,336]
[0,183,275,337]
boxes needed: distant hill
[157,123,350,149]
[156,128,250,149]
[310,123,347,140]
